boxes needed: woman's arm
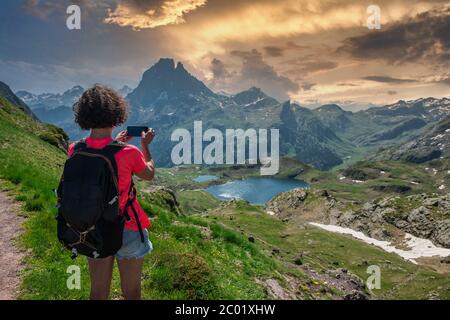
[135,129,156,181]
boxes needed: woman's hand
[141,128,156,146]
[115,130,133,143]
[136,128,156,181]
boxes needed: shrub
[38,132,61,148]
[150,252,217,299]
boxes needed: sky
[0,0,449,109]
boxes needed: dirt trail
[0,190,26,300]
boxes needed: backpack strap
[58,139,87,202]
[123,180,145,243]
[73,139,125,177]
[73,138,87,153]
[101,140,126,179]
[104,141,145,243]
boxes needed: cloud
[22,0,106,19]
[13,0,450,104]
[263,46,284,57]
[340,5,450,65]
[233,49,299,100]
[300,82,316,91]
[282,56,338,76]
[437,76,450,85]
[208,49,298,100]
[262,42,309,57]
[22,0,64,19]
[104,0,207,30]
[210,58,230,79]
[363,76,416,83]
[294,61,338,75]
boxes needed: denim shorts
[115,228,153,260]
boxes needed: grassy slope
[204,202,450,299]
[0,97,326,300]
[0,97,74,299]
[312,159,450,203]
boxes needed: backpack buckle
[71,248,78,259]
[108,196,118,205]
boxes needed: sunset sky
[1,0,449,109]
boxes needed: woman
[70,84,155,300]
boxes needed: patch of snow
[339,176,346,180]
[309,223,450,264]
[438,185,445,190]
[244,97,265,107]
[352,179,364,184]
[380,171,386,174]
[410,181,419,185]
[266,211,276,216]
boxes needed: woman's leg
[117,257,144,300]
[87,256,114,300]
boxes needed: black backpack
[56,139,143,259]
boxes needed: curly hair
[73,84,128,130]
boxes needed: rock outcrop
[330,193,450,248]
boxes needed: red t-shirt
[68,137,151,231]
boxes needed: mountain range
[9,58,450,169]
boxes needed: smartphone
[127,126,149,137]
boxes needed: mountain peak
[316,104,345,113]
[176,62,186,71]
[127,58,215,106]
[249,86,262,92]
[119,85,133,96]
[232,87,270,105]
[154,58,175,70]
[63,85,84,95]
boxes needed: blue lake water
[205,177,309,204]
[193,175,219,183]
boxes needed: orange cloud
[104,0,207,30]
